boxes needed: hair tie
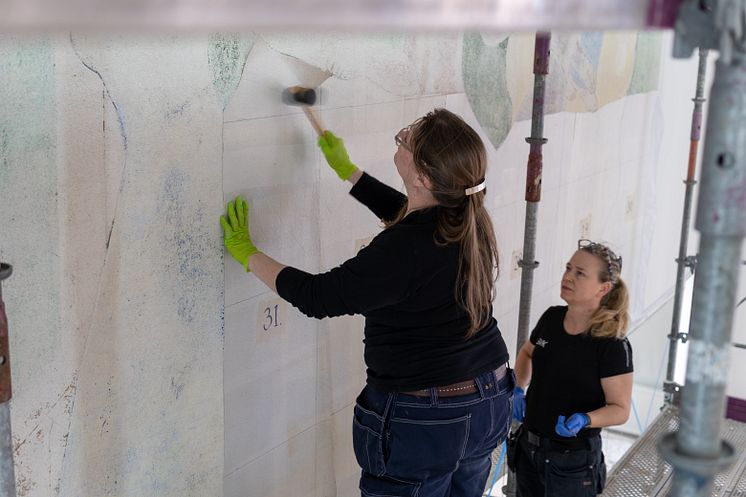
[465,180,486,196]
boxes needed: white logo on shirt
[536,338,548,348]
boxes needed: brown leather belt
[402,364,508,398]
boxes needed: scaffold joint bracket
[658,432,736,478]
[676,255,697,273]
[518,259,540,270]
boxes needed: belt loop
[475,374,486,399]
[508,366,516,391]
[383,392,394,425]
[429,387,439,406]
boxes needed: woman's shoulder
[381,209,449,246]
[367,222,430,259]
[540,305,568,322]
[531,306,566,337]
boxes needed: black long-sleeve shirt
[276,172,509,391]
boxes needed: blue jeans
[352,369,514,497]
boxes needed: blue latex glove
[512,387,526,422]
[555,413,591,437]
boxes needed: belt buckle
[527,430,541,446]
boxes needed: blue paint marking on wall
[157,168,219,326]
[0,128,8,173]
[579,32,603,68]
[165,101,190,120]
[569,33,603,94]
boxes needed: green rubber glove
[318,130,358,181]
[220,195,259,272]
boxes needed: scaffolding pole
[661,2,746,494]
[664,47,709,405]
[503,32,550,497]
[515,32,551,361]
[0,263,16,497]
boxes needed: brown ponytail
[442,192,499,338]
[398,108,500,338]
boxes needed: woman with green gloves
[220,108,514,497]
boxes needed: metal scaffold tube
[515,32,551,353]
[0,263,15,497]
[503,32,550,497]
[659,12,746,491]
[664,47,709,405]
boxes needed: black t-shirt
[524,306,634,440]
[277,172,509,392]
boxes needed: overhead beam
[0,0,680,31]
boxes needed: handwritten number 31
[263,305,280,331]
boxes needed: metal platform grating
[604,405,746,497]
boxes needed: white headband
[465,181,486,196]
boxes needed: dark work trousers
[514,427,606,497]
[352,369,514,497]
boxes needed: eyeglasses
[577,239,623,278]
[395,127,412,152]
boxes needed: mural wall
[0,29,720,497]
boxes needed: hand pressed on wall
[318,131,358,181]
[220,195,260,272]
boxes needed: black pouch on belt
[506,424,524,472]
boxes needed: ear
[416,174,433,191]
[598,281,613,299]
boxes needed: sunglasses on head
[578,239,623,276]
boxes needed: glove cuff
[336,162,358,181]
[244,248,261,272]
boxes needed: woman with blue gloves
[510,240,633,497]
[221,108,514,497]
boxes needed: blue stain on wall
[462,33,513,150]
[0,128,8,174]
[218,290,225,339]
[165,101,190,120]
[568,33,603,94]
[157,168,216,325]
[579,32,603,68]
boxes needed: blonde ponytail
[588,277,630,339]
[577,240,629,339]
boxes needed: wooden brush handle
[302,107,325,136]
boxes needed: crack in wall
[69,32,127,250]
